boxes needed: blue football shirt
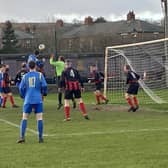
[19,71,47,104]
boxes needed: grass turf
[0,92,168,168]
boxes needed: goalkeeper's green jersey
[49,58,65,77]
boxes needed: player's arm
[49,53,59,66]
[41,74,47,96]
[19,76,26,99]
[135,72,140,80]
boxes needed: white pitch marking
[0,118,39,135]
[1,117,168,138]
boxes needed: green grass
[1,93,168,168]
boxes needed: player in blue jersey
[27,50,39,64]
[27,50,45,76]
[17,61,47,143]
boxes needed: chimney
[127,11,135,21]
[56,19,64,28]
[84,16,93,25]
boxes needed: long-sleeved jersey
[61,67,83,90]
[2,71,10,88]
[19,71,47,104]
[15,68,28,87]
[50,58,65,77]
[126,71,140,84]
[90,71,104,84]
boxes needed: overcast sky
[0,0,165,22]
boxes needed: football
[38,44,45,50]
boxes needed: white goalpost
[104,38,168,104]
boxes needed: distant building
[59,11,164,56]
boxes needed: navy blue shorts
[57,76,62,88]
[23,103,43,114]
[127,83,139,95]
[95,83,102,91]
[64,89,81,100]
[2,87,11,94]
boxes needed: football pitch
[1,92,168,168]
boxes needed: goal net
[104,38,168,104]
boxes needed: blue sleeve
[19,76,26,99]
[41,74,47,96]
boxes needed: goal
[104,38,168,104]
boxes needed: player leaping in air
[124,65,140,112]
[61,60,89,121]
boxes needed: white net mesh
[104,38,168,104]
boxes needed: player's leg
[125,93,135,112]
[131,84,139,112]
[35,104,43,143]
[1,92,7,108]
[7,90,18,108]
[75,90,89,120]
[94,90,101,104]
[17,104,31,143]
[57,77,63,110]
[34,104,44,142]
[64,99,71,121]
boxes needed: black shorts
[64,89,81,100]
[57,76,62,88]
[95,83,102,91]
[127,83,139,95]
[2,87,11,94]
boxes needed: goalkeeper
[124,65,140,112]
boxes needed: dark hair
[125,65,131,70]
[34,50,39,56]
[29,61,36,69]
[21,62,26,68]
[59,56,65,62]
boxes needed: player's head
[21,62,26,68]
[58,56,65,62]
[5,64,9,72]
[28,61,36,70]
[34,50,39,56]
[1,64,6,72]
[90,64,97,72]
[65,59,72,68]
[124,65,131,73]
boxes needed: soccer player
[61,60,89,121]
[1,64,18,108]
[27,50,39,64]
[14,62,28,88]
[0,64,5,107]
[17,61,47,143]
[89,65,108,105]
[50,53,76,109]
[124,65,140,112]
